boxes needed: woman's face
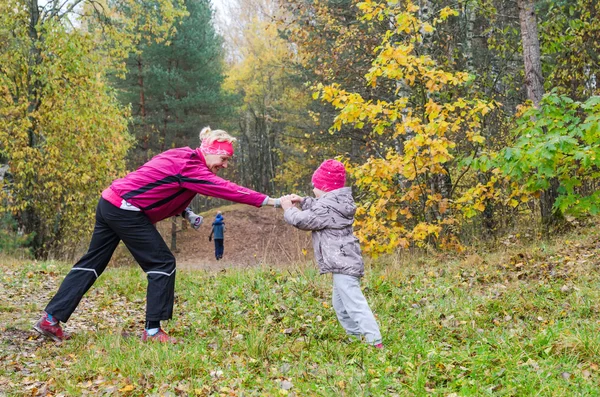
[204,153,231,174]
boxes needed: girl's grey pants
[332,273,382,345]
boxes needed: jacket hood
[316,187,356,228]
[213,213,224,225]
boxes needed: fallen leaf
[119,384,135,392]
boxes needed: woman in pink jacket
[34,127,281,343]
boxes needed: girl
[280,159,383,348]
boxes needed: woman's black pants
[45,198,176,323]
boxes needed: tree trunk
[161,105,169,152]
[539,176,562,228]
[517,0,562,229]
[170,216,177,251]
[23,0,46,256]
[137,54,149,156]
[27,0,42,148]
[137,55,146,119]
[464,0,476,73]
[238,118,247,186]
[517,0,544,107]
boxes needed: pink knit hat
[312,159,346,192]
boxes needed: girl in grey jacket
[280,159,383,348]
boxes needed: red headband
[200,139,234,156]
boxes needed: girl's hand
[289,194,303,204]
[280,195,295,210]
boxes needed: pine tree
[116,0,231,166]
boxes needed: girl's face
[204,153,231,174]
[313,186,326,198]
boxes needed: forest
[1,0,600,258]
[2,1,600,395]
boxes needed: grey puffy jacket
[283,187,364,278]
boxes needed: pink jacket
[101,147,267,224]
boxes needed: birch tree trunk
[464,0,476,74]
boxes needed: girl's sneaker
[142,329,178,344]
[374,343,384,349]
[33,313,69,342]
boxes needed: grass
[1,225,600,396]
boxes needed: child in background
[209,211,225,260]
[279,159,383,348]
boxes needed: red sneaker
[33,313,69,342]
[142,329,178,344]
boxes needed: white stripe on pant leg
[71,267,99,279]
[146,269,176,277]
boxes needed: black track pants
[45,198,176,323]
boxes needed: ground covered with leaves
[1,225,600,396]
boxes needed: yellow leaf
[119,385,134,392]
[472,135,485,144]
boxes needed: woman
[34,127,281,343]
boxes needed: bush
[498,94,600,217]
[0,213,33,257]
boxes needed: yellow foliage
[0,8,132,257]
[313,1,496,254]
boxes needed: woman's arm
[263,197,282,208]
[180,163,268,207]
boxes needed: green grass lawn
[1,227,600,396]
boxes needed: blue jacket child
[209,212,225,260]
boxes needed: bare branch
[53,0,87,22]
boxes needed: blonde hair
[199,126,237,145]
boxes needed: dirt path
[156,204,314,271]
